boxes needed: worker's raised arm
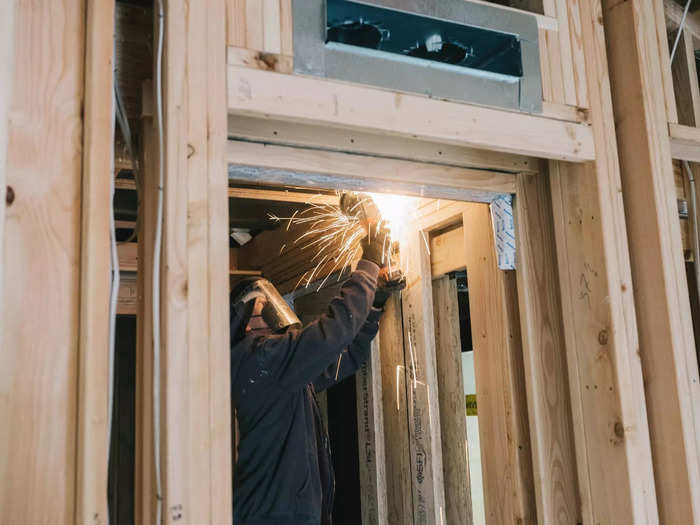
[313,307,383,392]
[255,260,379,391]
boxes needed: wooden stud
[244,0,264,51]
[671,30,700,128]
[514,170,581,525]
[401,229,446,525]
[603,0,700,521]
[0,0,14,316]
[76,2,115,523]
[655,0,679,124]
[227,67,596,162]
[279,0,294,56]
[206,1,234,520]
[226,0,247,47]
[462,204,537,525]
[379,294,414,525]
[356,339,389,525]
[136,80,158,525]
[1,0,85,522]
[262,0,282,54]
[162,0,232,522]
[432,276,473,525]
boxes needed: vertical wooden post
[601,0,700,521]
[161,0,232,522]
[544,0,664,521]
[1,0,85,522]
[0,0,15,315]
[136,80,157,525]
[514,170,580,525]
[76,1,115,523]
[402,229,446,525]
[462,204,536,525]
[356,339,388,525]
[432,275,473,525]
[379,294,414,525]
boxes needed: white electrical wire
[107,21,120,525]
[682,161,700,302]
[153,0,166,523]
[671,0,693,63]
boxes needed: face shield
[231,277,301,332]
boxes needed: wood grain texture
[432,276,473,525]
[670,29,700,128]
[603,0,700,521]
[0,0,14,313]
[226,141,517,195]
[356,339,388,525]
[136,82,158,525]
[206,0,233,520]
[76,2,115,523]
[227,67,596,161]
[514,170,581,525]
[379,294,414,525]
[227,46,294,73]
[550,0,662,519]
[401,229,446,525]
[1,0,84,522]
[430,226,466,278]
[162,0,232,522]
[463,204,536,525]
[228,116,538,174]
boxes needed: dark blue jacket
[231,260,382,525]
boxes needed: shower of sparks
[269,192,422,291]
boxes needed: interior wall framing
[602,0,700,522]
[5,1,696,524]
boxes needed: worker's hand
[361,224,390,268]
[340,192,382,234]
[373,268,406,309]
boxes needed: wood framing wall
[603,1,700,522]
[10,1,700,524]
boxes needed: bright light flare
[368,192,416,243]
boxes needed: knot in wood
[5,185,14,206]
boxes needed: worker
[229,200,399,525]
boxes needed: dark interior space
[108,315,137,525]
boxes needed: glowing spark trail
[268,192,421,291]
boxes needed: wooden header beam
[227,67,595,162]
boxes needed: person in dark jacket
[229,218,394,525]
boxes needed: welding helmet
[230,277,301,333]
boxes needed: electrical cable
[682,161,700,305]
[107,17,120,525]
[114,72,140,244]
[153,0,166,523]
[671,0,693,63]
[672,3,700,316]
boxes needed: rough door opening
[227,176,525,525]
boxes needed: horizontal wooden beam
[228,186,338,205]
[228,116,539,174]
[227,141,517,199]
[670,123,700,161]
[430,226,466,278]
[468,0,559,31]
[227,67,596,162]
